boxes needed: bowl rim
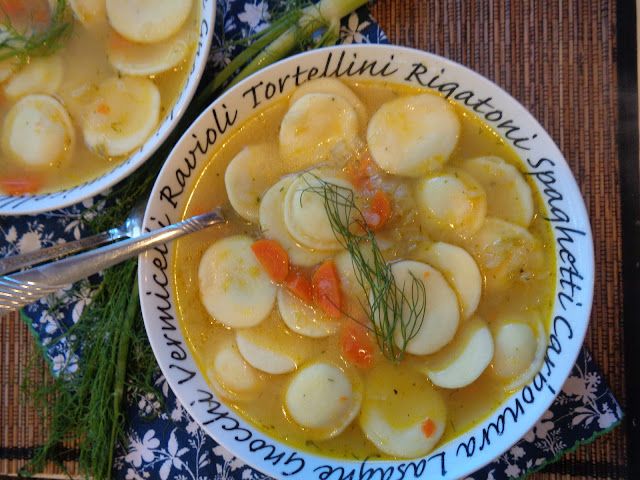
[0,0,216,216]
[139,44,595,479]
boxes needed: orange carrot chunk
[340,323,375,369]
[363,190,392,231]
[284,269,313,304]
[251,239,289,283]
[346,153,374,190]
[421,418,437,438]
[0,176,42,195]
[96,102,111,115]
[312,260,342,318]
[1,0,26,17]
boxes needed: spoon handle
[0,209,225,310]
[0,230,117,276]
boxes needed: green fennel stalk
[21,261,154,479]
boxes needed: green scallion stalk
[193,9,303,110]
[204,0,368,95]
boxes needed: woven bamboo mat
[371,1,627,478]
[0,0,628,478]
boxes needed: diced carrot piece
[251,239,289,283]
[421,418,437,438]
[346,153,374,190]
[1,0,48,25]
[0,176,42,195]
[1,0,26,17]
[340,323,375,369]
[363,190,392,231]
[96,103,111,115]
[284,269,313,304]
[347,155,371,190]
[312,260,342,318]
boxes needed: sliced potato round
[492,314,547,391]
[107,25,193,76]
[285,362,362,440]
[3,55,63,100]
[421,317,494,389]
[390,260,459,355]
[207,341,263,401]
[415,169,487,240]
[464,217,543,293]
[493,322,536,378]
[225,143,282,223]
[82,76,160,156]
[359,364,446,458]
[69,0,106,26]
[463,156,534,227]
[277,288,339,338]
[367,94,460,177]
[418,242,482,319]
[198,235,276,328]
[283,172,354,251]
[235,330,297,374]
[2,94,75,169]
[259,177,332,267]
[106,0,192,43]
[290,78,368,127]
[279,93,359,169]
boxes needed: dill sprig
[300,174,427,362]
[0,0,72,63]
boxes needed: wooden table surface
[0,1,634,479]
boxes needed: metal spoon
[0,200,146,276]
[0,208,225,311]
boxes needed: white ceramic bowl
[0,0,215,216]
[139,45,594,479]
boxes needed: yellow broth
[0,2,199,193]
[173,81,555,459]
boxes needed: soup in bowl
[0,0,214,214]
[139,45,594,479]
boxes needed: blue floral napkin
[5,1,622,479]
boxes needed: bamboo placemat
[370,1,627,478]
[0,1,629,478]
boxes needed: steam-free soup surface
[174,79,555,460]
[0,0,199,194]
